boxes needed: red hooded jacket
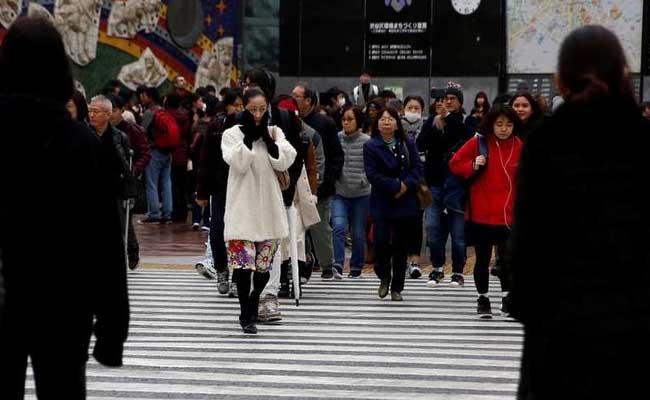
[449,134,523,227]
[168,108,190,166]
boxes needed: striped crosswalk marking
[27,269,522,399]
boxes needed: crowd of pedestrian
[1,16,649,400]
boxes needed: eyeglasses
[88,108,108,115]
[246,106,267,114]
[291,93,305,99]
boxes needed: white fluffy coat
[221,125,297,242]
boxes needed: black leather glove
[263,126,279,159]
[240,111,262,149]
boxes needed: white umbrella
[287,206,300,306]
[124,150,133,269]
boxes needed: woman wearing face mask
[449,105,523,318]
[221,88,297,334]
[332,106,370,278]
[363,107,422,300]
[324,87,348,131]
[508,91,543,141]
[401,95,426,278]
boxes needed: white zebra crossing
[27,269,523,399]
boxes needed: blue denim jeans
[331,195,369,271]
[144,149,172,219]
[425,175,466,273]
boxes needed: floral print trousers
[226,239,280,273]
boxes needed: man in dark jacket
[164,94,191,223]
[110,95,152,269]
[292,82,344,279]
[0,16,128,398]
[416,84,473,287]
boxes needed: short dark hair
[222,88,242,107]
[0,16,73,104]
[142,87,160,103]
[479,104,523,137]
[109,94,126,110]
[295,81,318,107]
[206,85,217,93]
[165,93,182,109]
[204,95,220,117]
[244,67,276,100]
[342,105,365,130]
[243,87,267,106]
[404,96,425,111]
[508,91,542,119]
[379,89,397,100]
[372,107,406,140]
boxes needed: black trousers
[171,164,188,222]
[474,242,511,294]
[373,216,415,294]
[407,210,424,256]
[234,269,270,326]
[209,196,227,272]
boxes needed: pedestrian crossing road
[27,269,523,399]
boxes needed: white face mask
[338,98,346,107]
[405,112,422,123]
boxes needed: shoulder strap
[477,133,488,158]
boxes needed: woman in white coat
[221,88,297,333]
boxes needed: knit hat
[445,81,464,105]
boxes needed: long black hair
[558,25,635,104]
[0,16,73,105]
[479,104,523,138]
[372,106,406,140]
[508,91,542,121]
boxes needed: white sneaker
[195,259,217,280]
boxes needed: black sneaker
[321,268,334,280]
[128,256,140,271]
[216,270,230,294]
[347,270,362,279]
[500,294,512,317]
[427,270,444,288]
[477,296,493,319]
[409,263,422,279]
[278,281,291,298]
[378,279,390,298]
[159,218,172,225]
[450,273,465,287]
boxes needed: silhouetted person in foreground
[0,17,129,399]
[509,25,650,399]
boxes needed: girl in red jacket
[449,105,524,318]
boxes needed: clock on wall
[451,0,482,15]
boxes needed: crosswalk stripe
[25,269,522,399]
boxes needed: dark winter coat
[303,110,344,199]
[0,95,129,367]
[196,113,229,203]
[363,135,421,220]
[509,95,650,399]
[416,112,473,187]
[116,119,151,177]
[169,108,191,166]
